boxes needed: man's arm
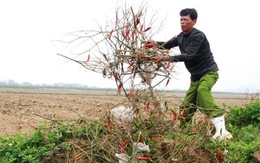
[157,35,178,49]
[154,55,186,62]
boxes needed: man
[150,8,232,140]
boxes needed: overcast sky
[0,0,259,93]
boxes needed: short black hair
[180,8,198,20]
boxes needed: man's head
[180,8,197,35]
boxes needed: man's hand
[153,55,170,63]
[143,40,157,49]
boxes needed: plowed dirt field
[0,88,251,135]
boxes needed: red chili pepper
[122,140,128,149]
[165,61,171,69]
[117,83,123,93]
[181,107,186,116]
[129,89,133,97]
[149,137,160,141]
[141,137,145,143]
[146,102,151,112]
[143,27,151,32]
[155,57,163,63]
[146,102,150,107]
[103,123,114,130]
[124,26,129,35]
[140,24,143,32]
[128,62,134,68]
[217,150,224,161]
[172,111,177,123]
[108,29,113,39]
[73,153,83,160]
[79,119,84,124]
[150,134,163,141]
[114,72,118,83]
[107,116,111,123]
[119,148,124,154]
[138,55,149,59]
[124,26,130,40]
[166,78,170,86]
[136,17,140,25]
[137,157,151,161]
[85,54,90,63]
[131,30,135,38]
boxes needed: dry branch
[55,4,177,104]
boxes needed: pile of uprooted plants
[46,96,222,163]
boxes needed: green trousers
[180,71,224,124]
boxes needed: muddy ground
[0,88,252,135]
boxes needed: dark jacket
[157,28,218,81]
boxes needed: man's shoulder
[192,28,205,35]
[189,28,207,40]
[177,32,184,38]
